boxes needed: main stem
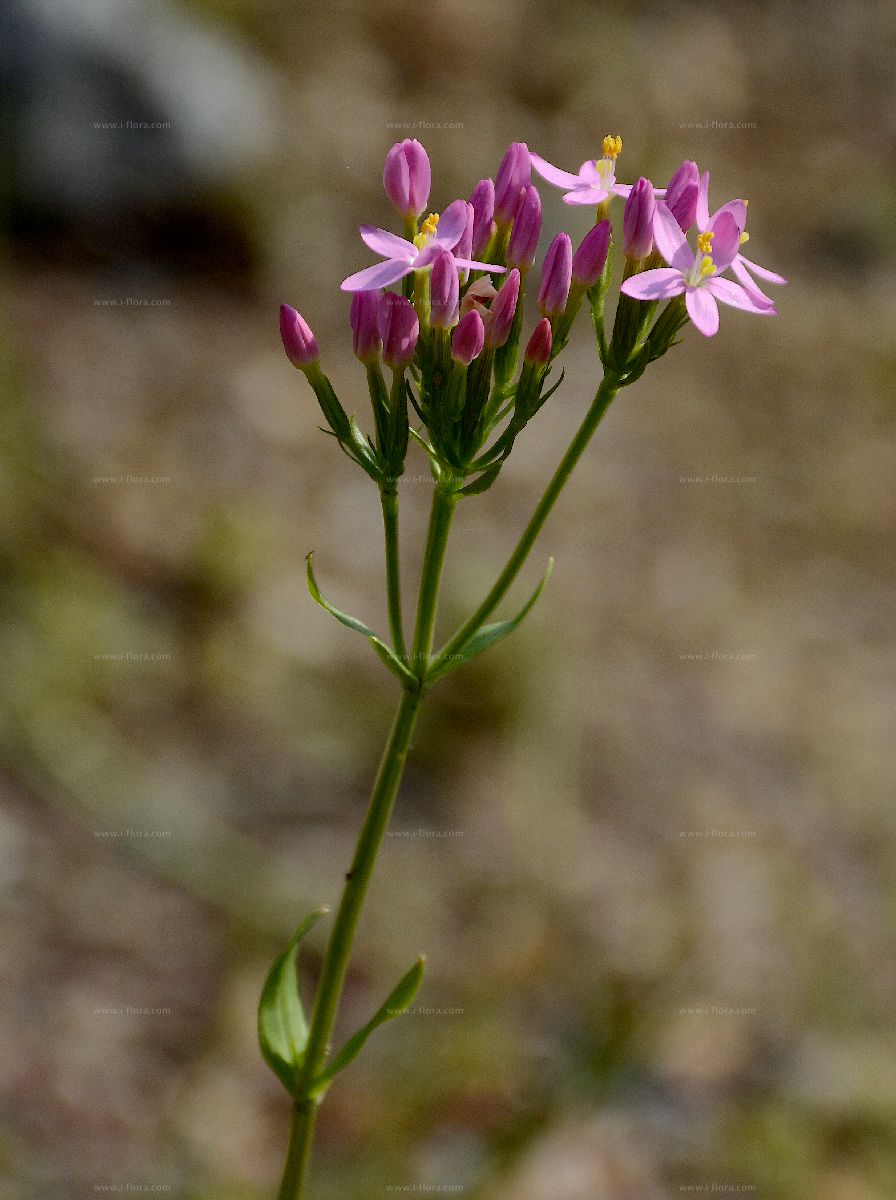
[278,485,458,1200]
[431,371,620,673]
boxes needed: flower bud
[506,184,542,270]
[485,268,520,348]
[451,310,485,365]
[430,251,460,329]
[378,292,419,369]
[383,139,431,219]
[572,220,611,287]
[280,303,319,369]
[349,291,381,363]
[623,176,656,260]
[494,142,531,225]
[538,232,572,318]
[469,178,495,256]
[664,160,699,231]
[524,318,552,366]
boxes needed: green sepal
[346,415,383,483]
[258,907,328,1096]
[428,557,553,684]
[307,957,426,1099]
[306,554,417,688]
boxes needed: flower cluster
[281,137,784,490]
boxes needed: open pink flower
[696,172,786,309]
[620,204,773,337]
[341,200,505,292]
[531,135,660,208]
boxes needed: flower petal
[738,254,787,285]
[620,268,685,301]
[729,258,777,309]
[429,199,468,250]
[685,286,720,336]
[453,256,506,274]
[696,171,711,230]
[709,212,741,271]
[341,259,413,292]
[653,201,691,271]
[563,186,608,206]
[704,276,776,314]
[359,225,415,260]
[711,199,748,232]
[530,153,585,189]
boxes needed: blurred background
[1,1,895,1197]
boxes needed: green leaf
[459,461,502,497]
[258,908,328,1096]
[306,554,418,689]
[428,558,553,684]
[308,957,425,1099]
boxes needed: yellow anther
[699,256,716,277]
[739,231,750,244]
[413,232,426,250]
[421,212,440,237]
[602,134,623,159]
[697,231,715,254]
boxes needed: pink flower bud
[506,184,542,270]
[469,178,495,256]
[524,317,552,366]
[349,291,381,362]
[485,268,520,348]
[623,177,656,260]
[383,139,431,219]
[572,220,611,287]
[451,310,485,365]
[378,292,419,369]
[664,160,700,231]
[538,232,572,318]
[430,251,460,329]
[494,142,531,225]
[280,303,319,369]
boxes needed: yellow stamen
[699,255,716,277]
[602,134,623,160]
[697,231,715,254]
[739,231,750,244]
[421,212,439,237]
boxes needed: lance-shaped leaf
[258,907,328,1096]
[428,558,553,684]
[306,554,417,688]
[308,957,425,1099]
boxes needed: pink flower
[663,160,700,231]
[451,311,485,364]
[378,292,419,368]
[494,142,531,225]
[622,177,656,259]
[696,172,786,309]
[620,204,773,337]
[280,303,319,369]
[341,200,505,292]
[383,139,431,219]
[531,134,640,207]
[349,291,381,362]
[524,318,552,366]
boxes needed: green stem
[278,485,459,1200]
[380,487,406,658]
[411,485,459,670]
[430,372,621,674]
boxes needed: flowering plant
[267,136,784,1198]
